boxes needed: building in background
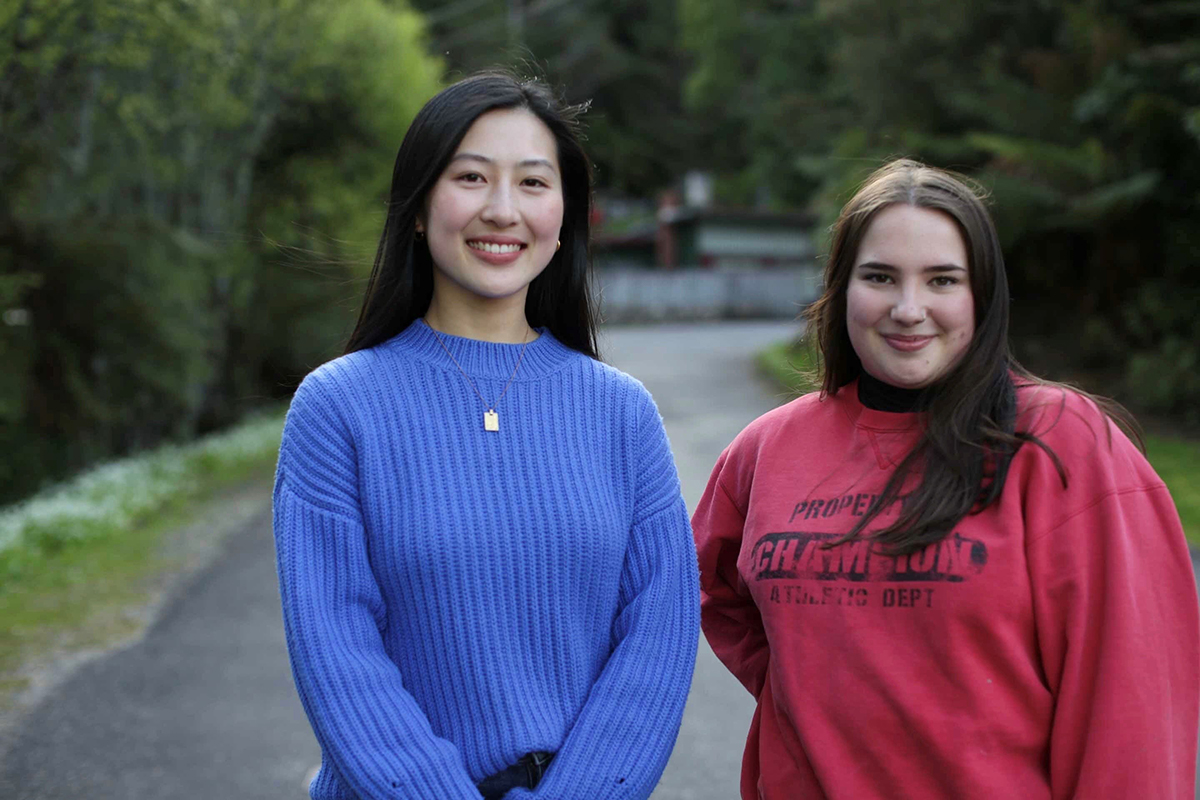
[593,171,820,321]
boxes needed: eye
[521,177,550,188]
[456,172,485,183]
[930,275,960,287]
[861,272,892,284]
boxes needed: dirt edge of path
[0,479,273,762]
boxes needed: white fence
[595,267,821,322]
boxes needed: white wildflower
[0,412,283,555]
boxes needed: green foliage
[681,0,835,206]
[0,411,282,702]
[407,0,698,196]
[756,337,820,397]
[0,0,443,503]
[0,269,41,421]
[0,410,283,565]
[1145,434,1200,544]
[682,0,1200,420]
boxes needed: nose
[480,183,519,227]
[889,290,928,326]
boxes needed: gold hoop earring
[555,240,561,251]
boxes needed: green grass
[756,339,1200,546]
[0,412,284,710]
[756,337,821,397]
[0,494,218,703]
[1143,436,1200,545]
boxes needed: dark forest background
[2,0,1198,504]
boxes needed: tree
[0,0,443,503]
[408,0,702,195]
[680,0,1200,420]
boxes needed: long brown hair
[806,159,1139,555]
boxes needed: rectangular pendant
[483,410,499,432]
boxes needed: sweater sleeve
[273,372,483,800]
[692,447,770,697]
[1024,421,1199,799]
[508,393,700,800]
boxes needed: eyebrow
[855,261,966,273]
[449,153,559,173]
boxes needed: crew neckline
[386,318,578,381]
[834,378,924,432]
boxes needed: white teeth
[468,241,522,254]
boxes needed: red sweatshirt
[693,381,1199,799]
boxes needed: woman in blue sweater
[272,71,699,800]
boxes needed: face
[419,108,564,306]
[846,204,975,390]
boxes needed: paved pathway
[599,322,799,800]
[8,320,1193,799]
[0,320,797,799]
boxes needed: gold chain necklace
[426,321,530,432]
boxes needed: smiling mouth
[466,240,525,254]
[882,335,935,352]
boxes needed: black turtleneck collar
[857,371,928,413]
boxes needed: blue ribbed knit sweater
[273,320,700,800]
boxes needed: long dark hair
[807,158,1139,555]
[344,71,599,358]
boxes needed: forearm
[276,482,482,800]
[513,501,700,799]
[700,602,769,697]
[1030,487,1199,798]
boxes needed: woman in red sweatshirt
[693,158,1199,799]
